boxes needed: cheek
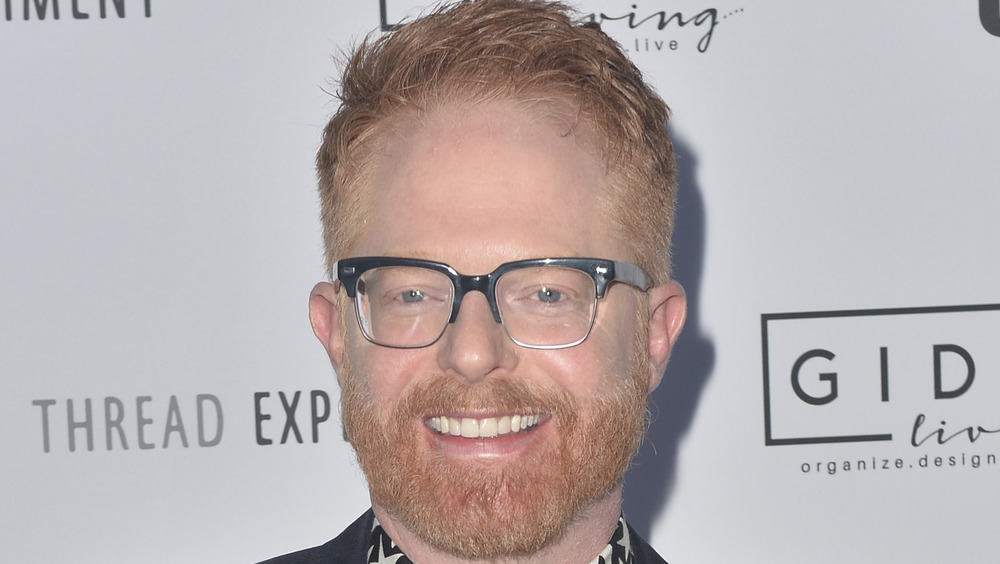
[535,330,636,407]
[566,303,644,398]
[344,339,428,417]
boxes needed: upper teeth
[426,414,540,438]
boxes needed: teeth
[460,418,478,438]
[426,414,542,438]
[479,417,498,438]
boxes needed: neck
[371,485,624,564]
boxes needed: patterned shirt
[366,514,634,564]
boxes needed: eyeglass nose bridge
[449,273,504,324]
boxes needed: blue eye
[535,287,563,303]
[401,289,425,303]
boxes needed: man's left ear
[646,280,687,392]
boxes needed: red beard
[341,355,648,559]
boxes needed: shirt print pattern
[367,514,633,564]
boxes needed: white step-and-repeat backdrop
[3,1,998,562]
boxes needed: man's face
[326,102,656,558]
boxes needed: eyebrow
[377,250,439,261]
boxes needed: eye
[400,289,424,303]
[535,286,563,303]
[387,286,448,308]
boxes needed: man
[262,0,686,562]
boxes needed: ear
[646,280,687,392]
[309,282,346,381]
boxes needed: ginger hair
[316,0,677,283]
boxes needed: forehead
[352,101,623,269]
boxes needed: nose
[436,291,515,384]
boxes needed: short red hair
[317,0,677,283]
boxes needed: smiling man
[261,1,686,563]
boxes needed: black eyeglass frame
[334,256,652,348]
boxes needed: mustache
[394,374,576,421]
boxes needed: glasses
[334,257,651,350]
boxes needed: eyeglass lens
[354,265,598,348]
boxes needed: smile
[426,414,541,438]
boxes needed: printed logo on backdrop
[762,303,1000,476]
[4,0,151,21]
[29,390,342,453]
[982,0,1000,36]
[379,1,744,53]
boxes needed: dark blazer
[258,509,668,564]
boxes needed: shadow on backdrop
[623,132,716,537]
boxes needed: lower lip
[424,419,549,459]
